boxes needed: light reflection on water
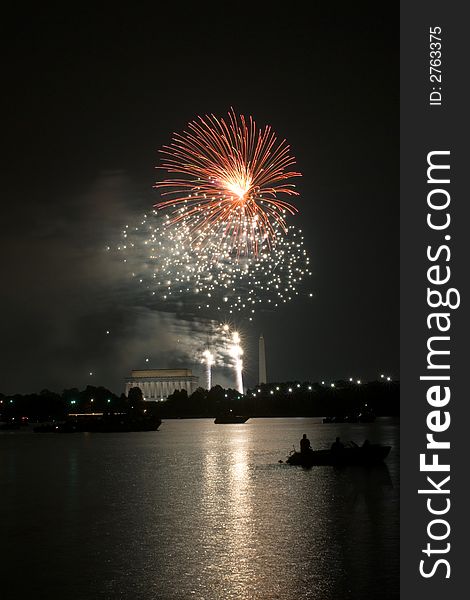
[1,418,399,599]
[200,432,257,597]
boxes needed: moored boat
[34,413,162,433]
[322,411,375,424]
[358,411,376,423]
[322,415,357,424]
[214,415,249,424]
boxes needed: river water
[1,417,399,599]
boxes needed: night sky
[0,4,398,394]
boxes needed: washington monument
[259,334,267,384]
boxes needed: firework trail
[199,323,244,391]
[230,331,244,394]
[202,348,214,390]
[154,110,301,256]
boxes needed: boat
[322,415,357,424]
[214,414,249,424]
[322,411,375,424]
[286,443,391,467]
[1,416,29,430]
[358,410,376,423]
[34,413,162,433]
[214,415,249,424]
[33,423,63,433]
[0,421,21,430]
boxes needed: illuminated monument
[259,334,267,384]
[125,369,199,401]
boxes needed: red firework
[154,110,301,254]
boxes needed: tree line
[0,380,399,421]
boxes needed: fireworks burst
[115,211,311,315]
[111,111,312,317]
[154,110,301,256]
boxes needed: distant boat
[286,444,391,467]
[0,416,28,430]
[322,411,375,424]
[0,421,21,430]
[214,415,249,424]
[323,415,349,424]
[358,410,376,423]
[322,415,358,423]
[34,413,162,433]
[33,423,62,433]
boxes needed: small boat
[0,421,21,430]
[322,415,356,424]
[1,416,28,430]
[34,414,162,433]
[286,443,391,467]
[214,415,249,424]
[33,423,63,433]
[358,411,376,423]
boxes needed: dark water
[1,418,399,600]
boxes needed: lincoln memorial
[125,368,199,401]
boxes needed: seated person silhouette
[331,436,344,452]
[300,433,312,454]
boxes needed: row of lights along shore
[251,375,393,397]
[0,375,393,405]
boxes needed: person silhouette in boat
[300,433,312,454]
[331,436,344,453]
